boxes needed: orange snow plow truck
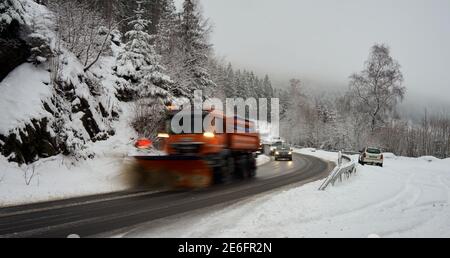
[133,109,261,188]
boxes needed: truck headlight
[157,133,170,138]
[203,132,215,138]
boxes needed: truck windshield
[167,114,206,134]
[166,112,255,135]
[166,113,222,135]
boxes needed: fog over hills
[186,0,450,120]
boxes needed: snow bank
[383,152,397,159]
[0,155,129,207]
[0,63,51,135]
[294,148,340,163]
[121,150,450,238]
[419,156,440,163]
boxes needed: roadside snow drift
[120,150,450,238]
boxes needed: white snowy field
[119,149,450,238]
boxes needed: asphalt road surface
[0,153,332,238]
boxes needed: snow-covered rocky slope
[0,0,124,165]
[118,150,450,238]
[0,102,139,207]
[0,0,141,206]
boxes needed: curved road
[0,153,331,238]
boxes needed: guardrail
[318,151,357,191]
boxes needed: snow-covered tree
[223,63,236,98]
[155,0,178,58]
[116,1,155,82]
[349,44,406,132]
[178,0,215,97]
[0,0,27,80]
[115,0,172,103]
[0,0,24,32]
[48,0,113,71]
[262,75,274,99]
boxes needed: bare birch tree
[349,44,406,132]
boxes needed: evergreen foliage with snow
[177,0,215,97]
[0,0,25,31]
[116,1,154,82]
[155,0,178,58]
[115,0,172,104]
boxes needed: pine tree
[115,0,172,103]
[155,0,178,57]
[263,75,274,99]
[0,0,24,32]
[179,0,215,97]
[234,70,245,97]
[223,63,236,98]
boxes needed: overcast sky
[175,0,450,109]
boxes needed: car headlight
[288,152,292,155]
[275,152,279,155]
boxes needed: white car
[359,147,384,167]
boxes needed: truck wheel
[224,156,235,183]
[214,156,234,184]
[234,155,249,180]
[248,154,257,178]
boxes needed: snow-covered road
[0,153,329,237]
[120,150,450,238]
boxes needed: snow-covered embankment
[121,149,450,238]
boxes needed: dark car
[274,145,293,161]
[269,141,283,156]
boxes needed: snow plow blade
[133,156,213,188]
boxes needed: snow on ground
[0,63,51,135]
[295,148,343,163]
[0,154,128,207]
[120,149,450,238]
[0,102,139,207]
[0,0,57,136]
[0,90,133,207]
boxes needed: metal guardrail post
[318,152,358,191]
